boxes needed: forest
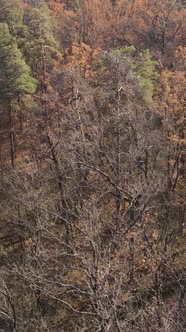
[0,0,185,331]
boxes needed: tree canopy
[0,23,36,102]
[0,1,185,331]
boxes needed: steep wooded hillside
[0,1,185,331]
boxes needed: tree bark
[8,103,15,169]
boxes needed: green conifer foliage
[134,50,158,103]
[24,0,57,74]
[0,0,24,35]
[0,23,37,102]
[107,46,158,104]
[0,22,37,168]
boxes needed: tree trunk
[8,103,15,169]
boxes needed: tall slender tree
[24,0,57,75]
[0,23,37,167]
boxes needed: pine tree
[0,0,24,36]
[134,50,158,103]
[0,23,37,167]
[0,23,36,101]
[24,0,57,75]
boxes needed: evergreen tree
[0,23,36,101]
[24,0,57,74]
[110,47,158,103]
[0,0,24,35]
[135,49,158,103]
[0,23,37,167]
